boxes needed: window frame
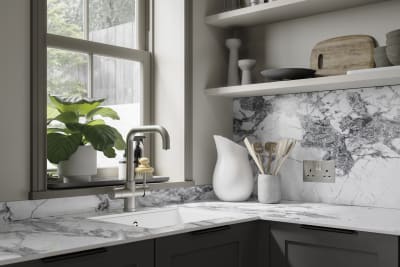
[31,0,152,196]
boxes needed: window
[31,0,192,196]
[45,0,150,170]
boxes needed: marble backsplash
[0,185,215,222]
[233,85,400,209]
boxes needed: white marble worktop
[1,201,400,266]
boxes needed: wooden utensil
[253,142,264,172]
[244,138,264,174]
[265,142,277,174]
[273,140,297,175]
[310,35,376,76]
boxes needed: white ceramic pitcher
[212,135,253,201]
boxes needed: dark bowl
[386,44,400,65]
[387,29,400,40]
[260,68,316,81]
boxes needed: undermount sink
[89,207,237,229]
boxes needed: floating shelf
[205,0,387,28]
[205,67,400,97]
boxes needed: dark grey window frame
[30,0,193,200]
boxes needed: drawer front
[155,222,260,267]
[269,222,398,267]
[6,240,154,267]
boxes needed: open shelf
[205,67,400,97]
[205,0,386,28]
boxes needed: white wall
[192,0,233,185]
[153,0,186,182]
[0,0,30,201]
[242,0,400,82]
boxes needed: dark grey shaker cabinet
[155,222,261,267]
[269,222,398,267]
[6,240,154,267]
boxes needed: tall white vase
[226,38,242,86]
[212,135,253,201]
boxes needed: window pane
[89,0,137,49]
[47,0,84,39]
[93,55,141,167]
[47,48,89,99]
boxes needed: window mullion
[88,53,93,98]
[84,0,89,40]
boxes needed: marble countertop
[1,201,400,266]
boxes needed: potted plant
[47,95,126,182]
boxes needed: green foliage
[47,96,126,164]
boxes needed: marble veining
[233,85,400,209]
[2,201,400,266]
[0,185,215,222]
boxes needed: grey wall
[153,0,186,182]
[0,0,30,201]
[241,0,400,82]
[191,0,233,185]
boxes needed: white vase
[212,135,253,201]
[238,59,256,84]
[226,38,242,86]
[58,145,97,183]
[257,174,281,204]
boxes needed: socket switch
[303,160,335,183]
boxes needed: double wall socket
[303,160,335,183]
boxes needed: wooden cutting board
[310,35,376,76]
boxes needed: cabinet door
[270,222,398,267]
[155,222,260,267]
[6,240,154,267]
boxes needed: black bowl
[260,68,316,81]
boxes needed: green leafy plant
[47,95,126,164]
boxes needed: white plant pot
[257,174,281,204]
[58,145,97,183]
[212,135,253,202]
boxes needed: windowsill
[30,181,195,200]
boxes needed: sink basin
[89,207,237,229]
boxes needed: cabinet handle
[191,225,231,236]
[300,224,357,235]
[42,248,108,263]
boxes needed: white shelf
[205,0,387,28]
[205,67,400,97]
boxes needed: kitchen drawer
[269,222,398,267]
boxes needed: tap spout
[111,125,170,212]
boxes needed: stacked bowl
[386,29,400,65]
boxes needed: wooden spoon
[273,140,297,175]
[253,142,264,173]
[244,138,264,174]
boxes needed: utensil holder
[258,174,281,204]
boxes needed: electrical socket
[303,160,335,183]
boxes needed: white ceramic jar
[257,174,281,204]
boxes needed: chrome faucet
[110,125,170,212]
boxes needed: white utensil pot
[258,174,281,204]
